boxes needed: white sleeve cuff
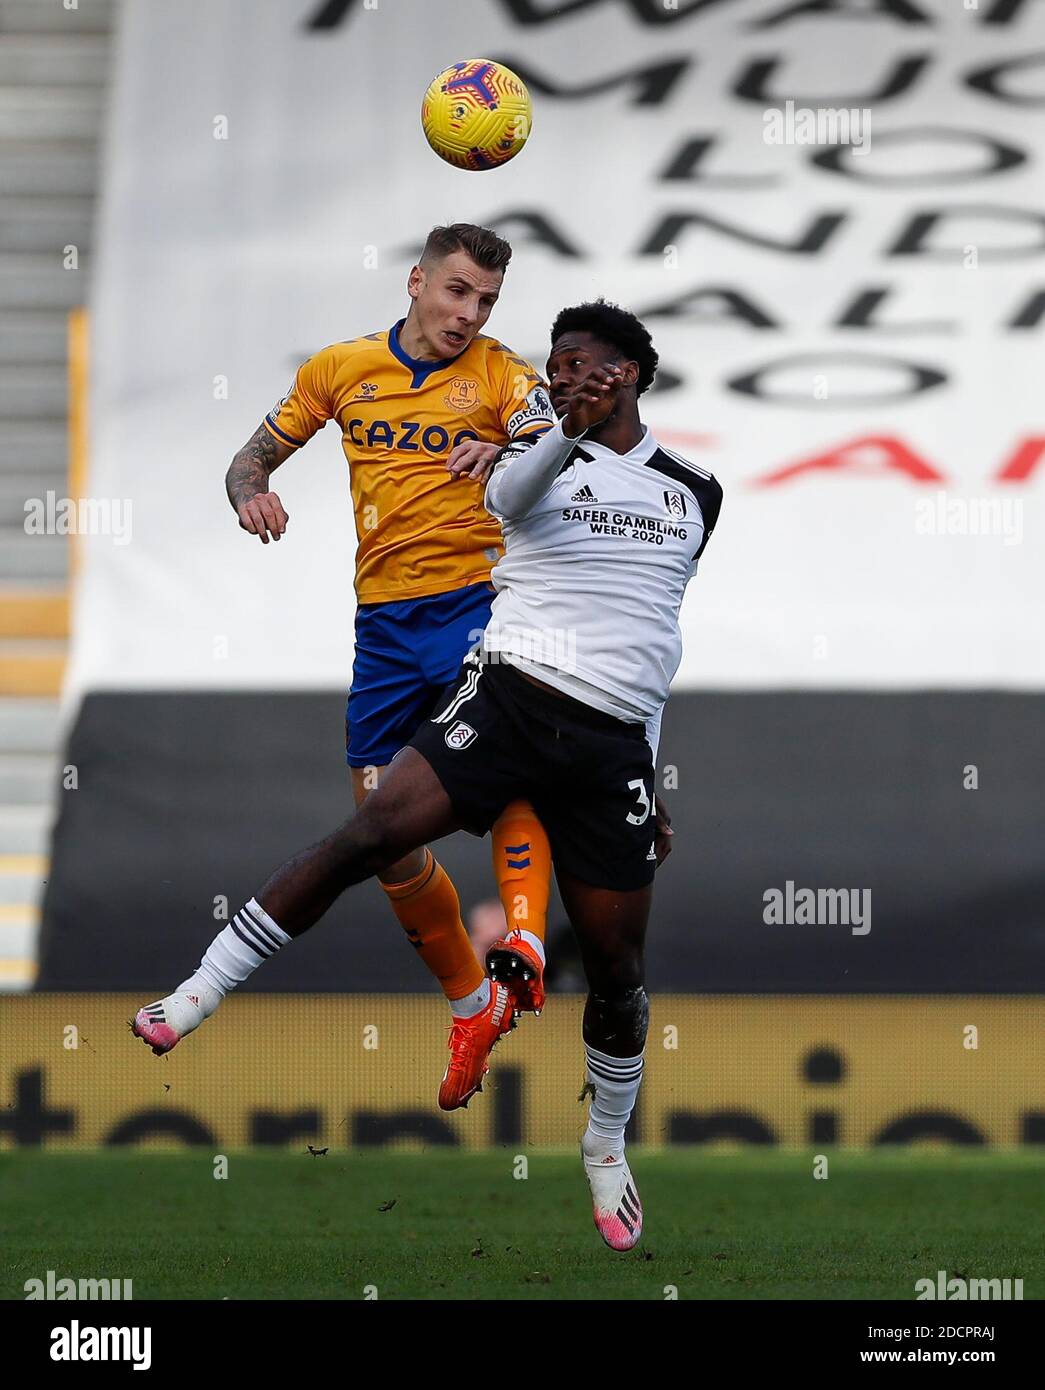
[484,417,586,520]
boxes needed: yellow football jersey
[263,320,553,603]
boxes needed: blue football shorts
[345,580,496,768]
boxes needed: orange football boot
[438,980,518,1111]
[485,930,545,1015]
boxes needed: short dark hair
[420,223,512,274]
[550,299,659,395]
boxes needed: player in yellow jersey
[132,225,554,1109]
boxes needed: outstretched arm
[226,423,296,544]
[484,365,623,520]
[483,418,583,520]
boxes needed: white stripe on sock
[583,1045,645,1152]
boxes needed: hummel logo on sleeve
[570,484,598,503]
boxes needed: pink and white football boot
[130,989,212,1056]
[582,1142,643,1251]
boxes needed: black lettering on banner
[500,0,732,25]
[639,286,779,330]
[646,365,683,395]
[306,0,1036,29]
[391,204,1045,270]
[250,1110,323,1145]
[752,0,931,27]
[983,0,1045,24]
[658,136,779,188]
[638,211,846,257]
[803,1047,843,1144]
[1020,1113,1045,1142]
[0,1068,74,1145]
[352,1111,458,1145]
[873,1111,986,1144]
[492,55,690,105]
[398,211,582,265]
[1009,290,1045,329]
[492,1065,523,1145]
[668,1111,777,1144]
[812,128,1026,185]
[735,54,928,106]
[477,211,582,258]
[307,0,730,30]
[836,287,956,332]
[728,351,947,405]
[305,0,355,26]
[803,1046,846,1082]
[765,0,1045,24]
[966,51,1045,106]
[5,1069,1045,1148]
[809,1111,838,1143]
[105,1109,216,1146]
[889,206,1045,258]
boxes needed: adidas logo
[570,484,597,503]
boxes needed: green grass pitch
[2,1149,1042,1300]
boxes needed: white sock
[582,1045,645,1160]
[449,976,491,1019]
[508,928,545,965]
[180,898,291,1006]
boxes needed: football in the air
[421,59,532,171]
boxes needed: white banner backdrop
[69,0,1045,694]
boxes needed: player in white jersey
[131,302,721,1251]
[425,300,721,1247]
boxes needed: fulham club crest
[444,720,477,750]
[663,490,687,520]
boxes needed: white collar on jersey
[580,423,658,464]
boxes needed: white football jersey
[482,424,722,723]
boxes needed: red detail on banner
[996,438,1045,482]
[656,430,717,450]
[754,436,945,487]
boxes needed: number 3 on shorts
[626,777,652,825]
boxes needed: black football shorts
[408,651,658,892]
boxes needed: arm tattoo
[226,425,285,511]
